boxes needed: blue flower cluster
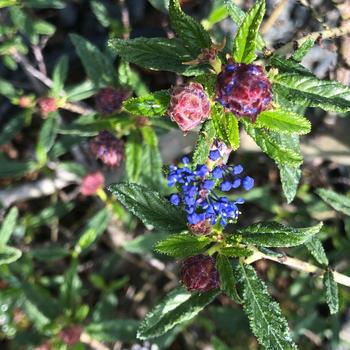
[167,151,254,228]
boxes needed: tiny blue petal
[195,164,209,177]
[209,150,221,161]
[169,194,180,206]
[220,181,232,192]
[182,156,190,164]
[242,176,254,190]
[232,164,243,175]
[235,197,245,204]
[203,180,215,190]
[232,178,241,188]
[212,166,223,179]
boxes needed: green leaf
[212,105,240,150]
[74,209,109,256]
[192,120,216,167]
[0,0,19,8]
[0,155,36,180]
[237,264,297,350]
[305,237,328,266]
[108,183,187,233]
[232,0,265,63]
[70,33,117,87]
[148,0,169,12]
[30,246,70,261]
[211,336,231,350]
[324,270,339,314]
[108,37,209,76]
[65,80,96,102]
[125,131,143,183]
[243,121,303,166]
[23,0,66,8]
[316,188,350,216]
[238,221,323,247]
[278,164,301,203]
[217,254,241,303]
[202,4,228,30]
[0,207,18,245]
[137,286,218,339]
[52,55,68,97]
[273,73,350,112]
[90,0,112,27]
[36,113,58,164]
[86,320,139,342]
[292,38,315,62]
[255,109,311,135]
[220,246,253,257]
[124,232,168,254]
[0,78,17,99]
[269,55,312,76]
[154,232,212,258]
[118,61,149,96]
[0,245,22,265]
[0,114,25,146]
[123,90,170,117]
[169,0,211,55]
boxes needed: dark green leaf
[305,237,328,266]
[292,38,315,62]
[154,232,212,258]
[273,73,350,113]
[233,0,265,63]
[90,0,112,27]
[237,264,297,350]
[238,221,323,247]
[0,245,22,265]
[24,0,66,8]
[137,286,218,339]
[316,188,350,216]
[123,90,170,117]
[65,80,96,102]
[108,37,210,76]
[148,0,169,12]
[0,155,36,180]
[118,61,149,96]
[278,164,301,203]
[52,55,68,96]
[192,120,216,166]
[0,207,18,245]
[269,55,312,76]
[220,246,253,257]
[324,270,339,314]
[0,78,17,99]
[217,254,241,303]
[124,232,168,254]
[169,0,211,55]
[30,246,70,261]
[0,113,25,146]
[125,131,143,183]
[36,113,58,164]
[108,183,187,233]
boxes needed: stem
[80,332,110,350]
[244,248,350,288]
[261,0,288,34]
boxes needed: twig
[261,0,288,34]
[245,248,350,288]
[276,23,350,56]
[118,0,130,39]
[62,101,95,115]
[80,332,110,350]
[31,38,49,76]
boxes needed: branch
[261,0,288,34]
[245,248,350,288]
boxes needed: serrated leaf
[108,183,187,233]
[108,37,210,76]
[137,286,218,339]
[255,110,311,135]
[36,113,58,164]
[305,237,328,266]
[169,0,211,55]
[52,55,68,97]
[273,73,350,113]
[0,207,18,245]
[292,38,315,62]
[118,61,149,96]
[232,0,265,64]
[0,245,22,265]
[243,121,303,166]
[238,221,323,247]
[220,246,253,257]
[192,120,216,167]
[123,90,170,117]
[0,113,25,146]
[316,188,350,216]
[237,264,297,350]
[193,73,217,97]
[212,105,240,149]
[154,232,212,258]
[324,270,339,314]
[217,254,241,303]
[70,33,117,87]
[278,164,301,203]
[269,55,312,76]
[126,131,143,183]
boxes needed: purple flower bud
[188,220,212,235]
[95,87,130,115]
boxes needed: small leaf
[148,0,169,12]
[255,110,311,135]
[269,55,312,76]
[324,270,339,314]
[0,155,36,180]
[0,245,22,265]
[292,38,315,62]
[233,0,265,64]
[278,164,301,203]
[154,232,212,258]
[36,113,58,164]
[118,61,149,97]
[273,73,350,113]
[238,221,323,247]
[220,246,253,257]
[137,286,218,339]
[217,254,241,303]
[0,113,25,146]
[30,246,70,261]
[123,90,170,117]
[108,37,210,76]
[169,0,211,55]
[108,183,187,233]
[316,188,350,216]
[124,232,168,254]
[52,55,68,97]
[211,336,231,350]
[125,131,143,183]
[305,237,329,266]
[0,207,18,245]
[237,264,297,350]
[192,120,216,167]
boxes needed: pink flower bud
[37,97,57,116]
[35,341,52,350]
[59,325,83,346]
[167,83,211,132]
[80,171,105,196]
[180,255,219,292]
[90,131,124,168]
[95,87,130,115]
[188,220,212,235]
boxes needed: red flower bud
[167,83,211,132]
[216,62,272,122]
[180,255,219,292]
[80,171,105,196]
[37,97,57,116]
[95,87,130,115]
[59,325,83,346]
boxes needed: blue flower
[242,176,254,190]
[220,181,232,192]
[209,150,221,161]
[170,194,180,206]
[212,166,223,179]
[203,180,215,190]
